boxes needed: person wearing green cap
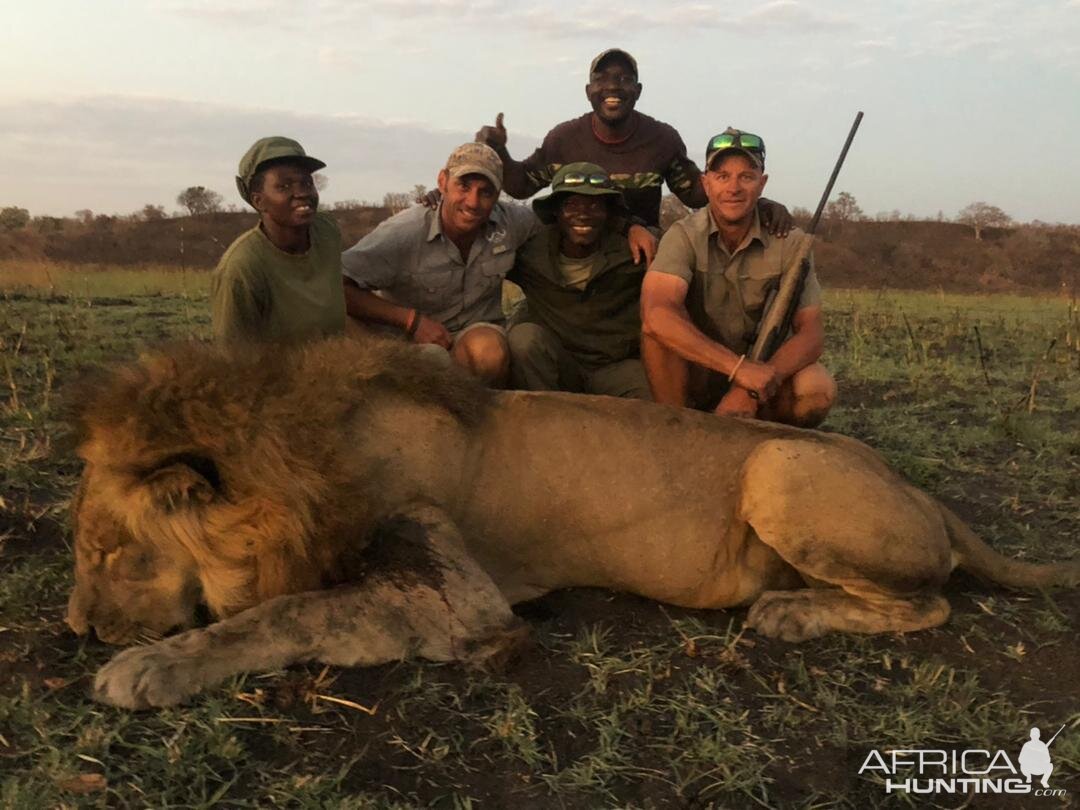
[505,162,650,399]
[211,136,345,345]
[641,128,835,427]
[475,48,793,262]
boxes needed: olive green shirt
[211,213,346,344]
[648,208,822,355]
[508,226,644,369]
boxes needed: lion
[64,335,1079,709]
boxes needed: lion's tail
[943,505,1080,589]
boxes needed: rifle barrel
[808,111,864,236]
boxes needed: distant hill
[1,206,1077,293]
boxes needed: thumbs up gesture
[476,113,508,152]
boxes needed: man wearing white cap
[341,143,539,385]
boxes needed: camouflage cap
[445,143,503,194]
[589,48,638,79]
[236,136,326,205]
[532,162,626,224]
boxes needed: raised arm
[476,113,549,200]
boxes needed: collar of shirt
[707,207,765,259]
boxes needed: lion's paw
[93,643,206,709]
[745,590,829,642]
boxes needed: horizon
[6,1,1080,225]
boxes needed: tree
[141,204,167,221]
[0,206,30,231]
[825,191,863,223]
[176,186,224,216]
[382,191,412,213]
[74,209,94,224]
[957,202,1011,241]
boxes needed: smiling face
[702,152,769,228]
[586,57,641,127]
[437,170,498,238]
[250,161,319,230]
[556,194,610,257]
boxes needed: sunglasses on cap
[706,131,766,163]
[561,172,614,188]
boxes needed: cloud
[156,0,858,36]
[0,95,521,216]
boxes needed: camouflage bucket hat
[532,162,627,224]
[236,136,326,206]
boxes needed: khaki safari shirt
[211,212,346,344]
[508,226,644,369]
[341,202,539,333]
[648,208,821,355]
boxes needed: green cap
[532,162,626,224]
[235,136,326,206]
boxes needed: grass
[0,266,1077,807]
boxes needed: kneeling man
[341,143,538,386]
[641,128,835,426]
[507,162,650,399]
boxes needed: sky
[5,0,1080,223]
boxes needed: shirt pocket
[472,251,515,301]
[405,266,456,312]
[739,262,782,322]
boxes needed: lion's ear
[142,454,221,512]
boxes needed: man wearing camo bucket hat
[211,136,345,345]
[505,162,651,399]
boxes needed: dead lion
[65,336,1079,709]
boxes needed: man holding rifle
[640,128,836,426]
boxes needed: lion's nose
[65,587,91,636]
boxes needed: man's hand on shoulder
[759,198,793,237]
[476,113,509,155]
[627,224,658,267]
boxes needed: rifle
[748,111,864,365]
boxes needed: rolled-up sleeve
[646,222,696,285]
[341,222,402,291]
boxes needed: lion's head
[66,467,203,644]
[64,336,493,644]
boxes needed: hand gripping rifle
[748,111,863,365]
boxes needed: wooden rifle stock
[748,111,863,363]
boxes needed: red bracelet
[404,309,421,337]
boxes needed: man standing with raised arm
[476,48,792,259]
[640,128,836,427]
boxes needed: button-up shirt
[341,202,539,332]
[648,207,822,354]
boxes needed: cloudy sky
[5,0,1080,222]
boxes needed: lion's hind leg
[738,437,954,642]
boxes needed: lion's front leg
[93,504,525,709]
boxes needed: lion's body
[65,337,1080,708]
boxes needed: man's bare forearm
[642,302,742,376]
[343,280,411,330]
